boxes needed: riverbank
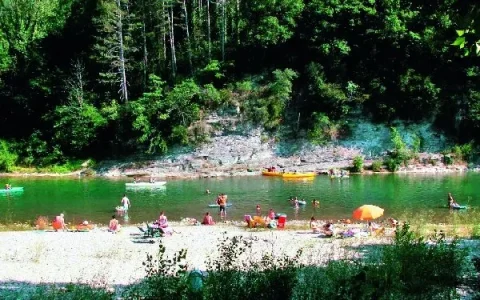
[0,223,386,287]
[0,222,478,298]
[0,145,471,180]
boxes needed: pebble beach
[0,222,391,293]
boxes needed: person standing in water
[121,194,131,211]
[217,193,227,220]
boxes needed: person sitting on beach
[310,217,321,233]
[323,222,334,237]
[388,218,399,228]
[268,209,275,221]
[155,211,173,235]
[368,221,381,234]
[109,215,120,233]
[53,213,67,231]
[201,212,215,225]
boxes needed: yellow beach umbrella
[352,205,384,221]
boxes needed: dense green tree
[0,0,479,166]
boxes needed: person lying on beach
[201,212,215,225]
[109,215,120,233]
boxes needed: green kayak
[0,187,24,193]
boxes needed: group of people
[132,177,156,183]
[287,196,319,207]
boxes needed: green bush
[443,155,454,165]
[389,127,413,165]
[307,113,342,145]
[451,142,474,163]
[0,140,17,172]
[376,223,468,297]
[124,244,190,299]
[352,155,364,173]
[385,157,400,172]
[371,160,383,172]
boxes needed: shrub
[352,155,364,173]
[371,160,382,172]
[385,157,400,172]
[389,127,412,165]
[124,244,190,299]
[451,142,474,163]
[307,113,343,145]
[0,140,17,172]
[376,223,468,297]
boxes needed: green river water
[0,173,477,226]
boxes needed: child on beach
[109,215,120,233]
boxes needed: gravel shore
[0,223,390,290]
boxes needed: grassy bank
[1,224,477,299]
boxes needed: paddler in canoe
[447,192,461,208]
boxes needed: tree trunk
[167,5,177,79]
[182,0,193,74]
[141,0,148,91]
[207,0,211,60]
[116,0,128,103]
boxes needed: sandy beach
[0,223,391,293]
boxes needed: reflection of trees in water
[3,194,14,223]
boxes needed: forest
[0,0,478,169]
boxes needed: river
[0,173,476,226]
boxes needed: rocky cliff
[96,115,466,178]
